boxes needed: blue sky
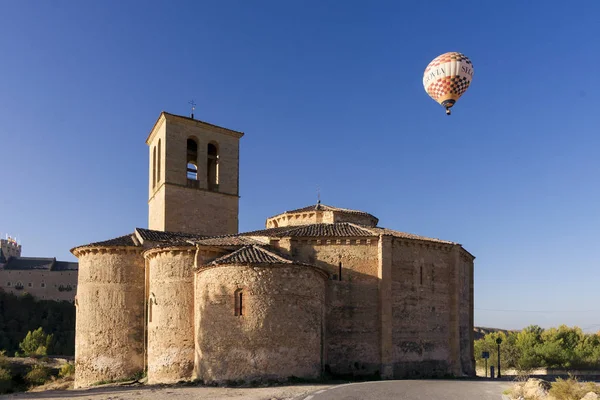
[1,1,599,331]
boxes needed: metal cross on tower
[188,100,196,119]
[317,185,321,205]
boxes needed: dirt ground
[0,382,334,400]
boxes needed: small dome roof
[266,203,378,228]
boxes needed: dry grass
[28,375,74,392]
[548,376,600,400]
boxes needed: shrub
[0,367,12,394]
[58,362,75,378]
[547,376,600,400]
[24,364,52,386]
[18,328,52,357]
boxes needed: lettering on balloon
[424,68,446,84]
[461,65,474,77]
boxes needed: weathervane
[317,185,321,205]
[188,100,196,119]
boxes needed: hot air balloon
[423,52,474,115]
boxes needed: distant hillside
[474,326,516,340]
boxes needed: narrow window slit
[235,289,244,316]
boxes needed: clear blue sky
[1,1,599,331]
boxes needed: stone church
[71,112,475,388]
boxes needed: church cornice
[146,112,244,145]
[143,245,196,260]
[72,246,141,258]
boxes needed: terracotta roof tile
[78,234,139,248]
[368,227,456,244]
[135,228,205,243]
[204,245,294,266]
[189,236,263,247]
[269,203,376,220]
[240,223,374,238]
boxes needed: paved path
[298,380,511,400]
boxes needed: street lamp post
[496,337,503,378]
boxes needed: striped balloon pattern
[423,52,474,115]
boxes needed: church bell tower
[146,112,243,236]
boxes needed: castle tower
[147,112,243,236]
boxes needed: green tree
[18,328,53,357]
[515,325,544,370]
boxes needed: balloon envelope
[423,52,474,114]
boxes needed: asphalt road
[300,380,511,400]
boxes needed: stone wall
[266,210,377,229]
[162,116,240,196]
[148,184,166,232]
[194,264,326,383]
[459,250,475,375]
[147,114,241,236]
[266,211,325,228]
[163,184,238,236]
[390,239,456,378]
[0,269,77,301]
[0,239,21,259]
[146,247,196,384]
[73,248,144,388]
[285,239,381,377]
[331,213,377,227]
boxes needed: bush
[0,367,12,394]
[18,328,52,357]
[24,364,52,386]
[548,376,600,400]
[58,362,75,378]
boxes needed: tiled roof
[238,223,456,245]
[283,223,375,237]
[238,226,300,237]
[368,227,456,245]
[2,257,78,271]
[53,261,79,271]
[270,203,376,219]
[204,245,295,266]
[190,236,263,247]
[135,228,205,243]
[4,257,55,270]
[239,223,375,238]
[78,234,138,248]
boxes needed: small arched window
[187,138,198,181]
[157,139,162,184]
[152,146,157,188]
[234,288,244,316]
[338,262,343,281]
[207,142,219,190]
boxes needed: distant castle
[0,236,78,302]
[71,112,475,388]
